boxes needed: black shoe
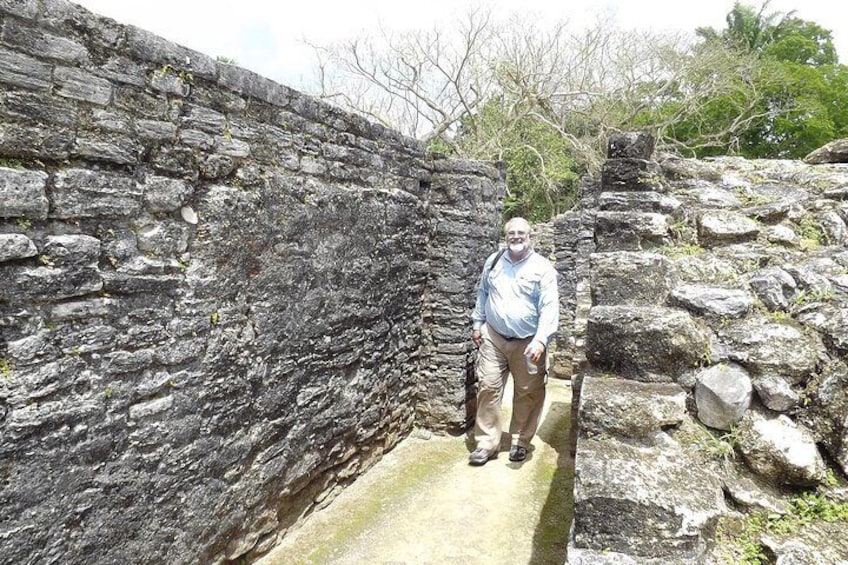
[468,447,496,466]
[509,445,528,462]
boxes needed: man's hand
[471,329,482,348]
[524,341,545,363]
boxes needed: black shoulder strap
[485,248,506,277]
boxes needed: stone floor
[256,378,574,565]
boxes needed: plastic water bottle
[525,354,538,375]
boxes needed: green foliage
[0,358,13,380]
[216,55,237,64]
[453,98,580,222]
[672,2,848,159]
[718,480,848,563]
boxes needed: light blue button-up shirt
[471,248,559,347]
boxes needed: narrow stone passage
[257,379,574,565]
[259,379,573,565]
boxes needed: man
[469,217,559,465]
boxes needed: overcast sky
[73,0,848,91]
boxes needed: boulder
[586,305,710,382]
[737,409,825,486]
[590,252,678,306]
[670,284,754,319]
[694,363,752,430]
[697,210,760,247]
[571,436,726,561]
[578,376,687,442]
[747,267,797,311]
[753,374,799,412]
[803,138,848,164]
[719,317,823,383]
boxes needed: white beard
[509,243,527,254]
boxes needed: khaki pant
[474,324,546,451]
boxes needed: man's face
[505,223,530,253]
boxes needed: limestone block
[673,255,739,286]
[670,284,754,319]
[722,466,790,515]
[794,303,848,354]
[137,119,178,141]
[53,66,112,105]
[136,221,190,255]
[140,175,192,213]
[594,211,670,252]
[43,235,101,266]
[601,158,664,191]
[586,305,710,382]
[747,267,797,311]
[607,132,656,159]
[0,233,37,261]
[182,105,227,134]
[738,409,825,486]
[5,331,59,367]
[598,191,682,215]
[49,297,117,321]
[52,168,142,218]
[0,46,51,90]
[590,251,678,306]
[126,25,217,79]
[0,123,73,160]
[683,185,742,208]
[0,167,49,218]
[819,209,848,245]
[804,138,848,164]
[720,316,823,383]
[753,374,799,412]
[1,90,79,126]
[73,133,140,165]
[694,363,752,430]
[697,210,760,246]
[216,137,251,158]
[0,0,39,18]
[95,55,148,87]
[765,223,801,247]
[579,376,687,442]
[572,436,725,560]
[1,18,89,63]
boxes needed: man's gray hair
[504,217,531,234]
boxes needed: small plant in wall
[0,357,13,380]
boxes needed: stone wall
[0,2,504,563]
[567,133,848,563]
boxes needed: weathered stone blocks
[52,168,142,218]
[590,251,677,306]
[0,167,49,218]
[579,376,687,441]
[0,233,37,261]
[586,305,710,382]
[694,363,752,430]
[572,436,725,560]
